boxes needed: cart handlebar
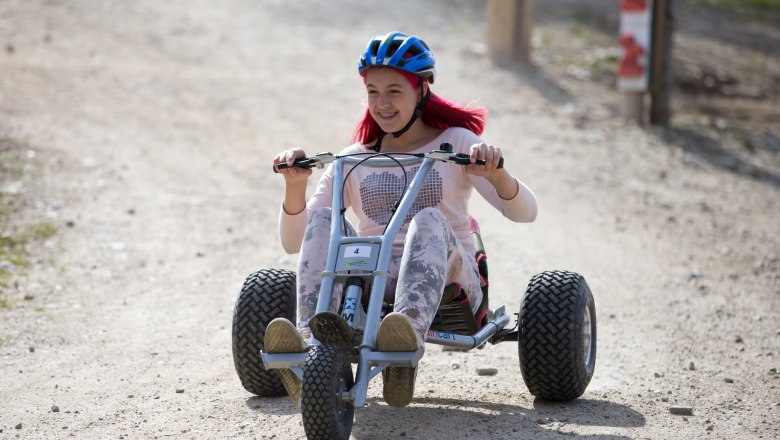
[273,143,503,173]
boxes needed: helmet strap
[371,132,386,152]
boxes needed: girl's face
[364,68,420,133]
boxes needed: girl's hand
[465,143,505,182]
[273,147,312,184]
[466,142,520,200]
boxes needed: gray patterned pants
[296,207,482,346]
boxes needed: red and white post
[618,0,654,123]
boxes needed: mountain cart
[232,143,597,439]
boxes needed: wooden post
[486,0,533,66]
[650,0,673,126]
[624,92,645,123]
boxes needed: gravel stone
[476,367,498,376]
[670,405,694,415]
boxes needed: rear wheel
[232,268,296,396]
[301,344,354,440]
[518,270,596,401]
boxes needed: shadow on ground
[246,395,300,416]
[656,126,780,189]
[246,393,646,438]
[495,62,576,107]
[350,396,644,439]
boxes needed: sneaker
[264,318,307,405]
[310,312,354,349]
[310,311,360,362]
[376,312,420,407]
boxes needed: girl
[267,31,538,407]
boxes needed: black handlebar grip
[452,153,504,169]
[273,159,316,173]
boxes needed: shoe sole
[310,311,360,363]
[376,313,418,407]
[310,312,354,348]
[265,319,306,405]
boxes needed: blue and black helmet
[358,32,436,83]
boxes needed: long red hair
[352,69,487,145]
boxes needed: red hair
[352,69,487,145]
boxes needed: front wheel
[301,344,354,440]
[518,270,596,401]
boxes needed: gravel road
[1,1,777,439]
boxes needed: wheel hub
[582,306,593,366]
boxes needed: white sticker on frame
[343,245,372,258]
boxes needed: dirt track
[1,1,778,439]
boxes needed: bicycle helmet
[358,32,436,84]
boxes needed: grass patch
[690,0,780,8]
[588,54,619,81]
[0,138,55,294]
[686,0,780,20]
[0,221,55,288]
[22,221,57,242]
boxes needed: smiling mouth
[377,111,397,120]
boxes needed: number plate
[343,245,372,258]
[335,243,380,272]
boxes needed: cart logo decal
[359,167,442,226]
[342,296,358,324]
[426,329,455,340]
